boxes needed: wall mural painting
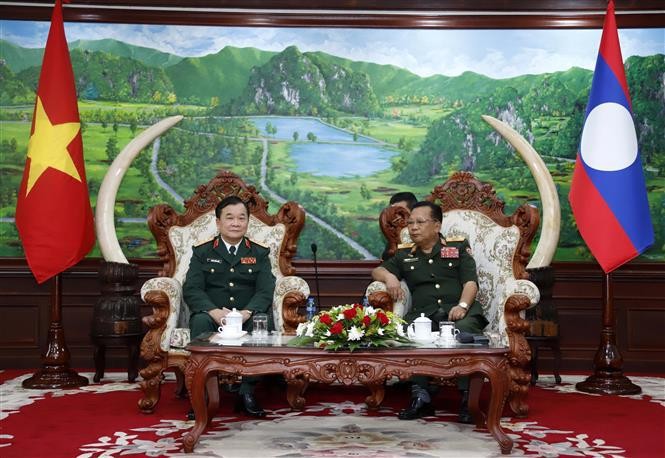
[0,21,663,261]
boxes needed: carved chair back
[379,171,540,344]
[147,169,305,334]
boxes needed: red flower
[343,307,357,320]
[320,314,333,325]
[362,315,371,327]
[377,312,389,325]
[330,321,344,335]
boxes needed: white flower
[336,313,346,321]
[325,330,331,337]
[377,328,385,336]
[364,305,376,315]
[347,326,364,341]
[396,324,405,337]
[305,322,315,337]
[295,322,307,337]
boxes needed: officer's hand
[448,305,467,321]
[240,310,252,323]
[385,277,404,301]
[209,308,226,324]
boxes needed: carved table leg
[486,369,513,455]
[468,375,486,428]
[286,376,309,410]
[183,366,210,453]
[364,382,385,410]
[206,374,219,426]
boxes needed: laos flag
[568,0,654,273]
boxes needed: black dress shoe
[458,390,474,424]
[186,408,195,421]
[398,396,435,420]
[235,393,266,417]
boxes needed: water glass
[252,313,268,337]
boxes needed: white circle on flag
[580,102,637,171]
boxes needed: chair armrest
[274,276,310,334]
[141,277,182,353]
[366,280,411,317]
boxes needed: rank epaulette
[445,236,466,243]
[246,237,268,249]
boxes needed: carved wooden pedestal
[91,261,143,383]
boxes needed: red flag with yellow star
[15,0,95,284]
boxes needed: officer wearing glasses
[371,200,488,422]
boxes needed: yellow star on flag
[25,96,81,195]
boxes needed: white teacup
[439,321,460,343]
[218,308,243,336]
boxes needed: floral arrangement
[292,303,411,352]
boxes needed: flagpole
[576,272,640,395]
[22,273,88,389]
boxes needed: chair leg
[530,342,540,386]
[92,341,106,383]
[138,361,164,414]
[175,369,188,398]
[551,338,562,384]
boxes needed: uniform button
[248,268,253,273]
[230,297,235,302]
[210,268,215,273]
[437,299,442,304]
[410,266,415,270]
[435,284,440,289]
[449,262,453,267]
[428,259,433,264]
[229,282,234,287]
[230,268,235,273]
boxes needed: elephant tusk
[95,115,184,263]
[481,115,560,268]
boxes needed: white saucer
[410,331,440,343]
[216,330,247,340]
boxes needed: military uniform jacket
[380,238,486,325]
[183,236,276,322]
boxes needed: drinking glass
[252,313,268,337]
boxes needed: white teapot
[218,308,243,336]
[407,313,432,341]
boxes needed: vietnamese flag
[568,0,654,273]
[15,0,95,284]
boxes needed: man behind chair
[183,195,275,417]
[381,191,418,261]
[372,201,488,422]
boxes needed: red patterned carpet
[1,370,663,458]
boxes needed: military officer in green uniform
[372,201,488,422]
[183,195,275,418]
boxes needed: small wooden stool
[527,335,562,385]
[91,333,143,383]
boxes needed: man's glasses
[406,219,435,227]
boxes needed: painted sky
[1,20,663,79]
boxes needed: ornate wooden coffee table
[183,333,513,454]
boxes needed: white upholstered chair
[366,171,540,417]
[138,170,309,413]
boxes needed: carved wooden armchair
[366,171,540,417]
[138,170,309,413]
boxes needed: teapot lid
[226,308,242,317]
[414,313,431,323]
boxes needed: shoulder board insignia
[445,236,466,243]
[246,237,269,249]
[397,242,415,249]
[194,237,215,247]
